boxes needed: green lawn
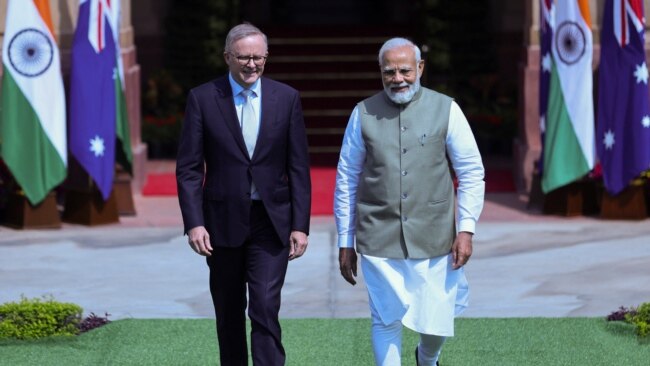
[0,318,648,365]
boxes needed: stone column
[118,0,147,193]
[514,0,541,194]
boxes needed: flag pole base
[527,169,544,211]
[2,192,61,229]
[114,168,136,216]
[542,181,599,217]
[62,188,119,226]
[600,185,648,220]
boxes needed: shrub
[607,306,637,322]
[78,312,111,334]
[0,296,82,340]
[626,302,650,338]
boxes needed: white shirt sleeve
[446,101,485,234]
[334,107,365,248]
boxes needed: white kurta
[334,100,484,336]
[362,254,469,335]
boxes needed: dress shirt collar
[228,73,261,99]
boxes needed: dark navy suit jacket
[176,76,311,247]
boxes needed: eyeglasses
[230,54,267,66]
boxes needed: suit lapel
[255,78,278,159]
[213,77,249,158]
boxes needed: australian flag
[538,0,553,175]
[597,0,650,195]
[69,0,117,200]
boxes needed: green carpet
[0,318,648,365]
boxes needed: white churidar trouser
[370,300,446,365]
[362,253,469,365]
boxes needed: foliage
[163,0,240,91]
[607,306,637,322]
[141,70,184,145]
[147,0,239,153]
[415,0,515,157]
[415,0,495,84]
[626,302,650,338]
[414,0,450,73]
[607,303,650,338]
[0,296,82,340]
[461,74,518,156]
[78,312,111,334]
[630,169,650,186]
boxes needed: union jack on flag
[87,0,110,52]
[613,0,644,47]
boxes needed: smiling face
[380,45,424,104]
[224,34,268,88]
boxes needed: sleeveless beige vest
[356,87,456,259]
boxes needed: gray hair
[378,37,421,65]
[224,23,268,53]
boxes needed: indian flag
[0,0,67,205]
[542,0,595,193]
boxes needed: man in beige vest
[334,38,485,365]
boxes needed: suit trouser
[207,201,289,366]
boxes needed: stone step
[266,59,377,74]
[265,74,380,93]
[262,28,407,165]
[269,40,383,56]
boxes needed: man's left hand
[451,231,473,269]
[289,231,308,260]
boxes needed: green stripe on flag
[542,65,590,193]
[115,75,132,174]
[0,68,66,205]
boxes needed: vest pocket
[427,198,448,206]
[358,199,384,206]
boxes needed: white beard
[384,78,421,104]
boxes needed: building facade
[2,0,650,195]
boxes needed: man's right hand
[338,248,358,285]
[187,226,213,256]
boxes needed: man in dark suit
[176,23,311,365]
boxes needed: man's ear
[418,59,425,76]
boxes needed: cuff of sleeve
[458,219,476,234]
[337,234,355,248]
